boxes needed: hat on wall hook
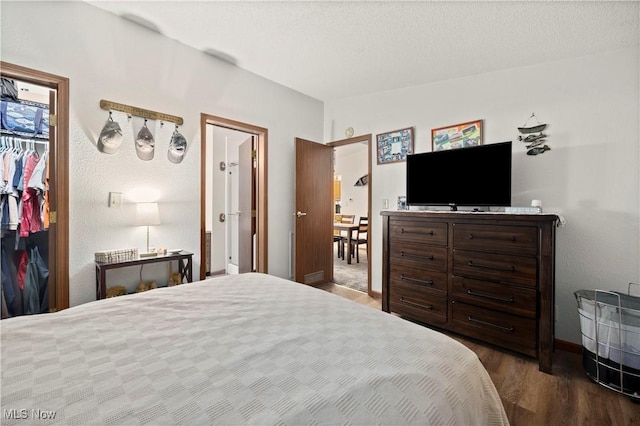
[97,111,123,154]
[168,124,187,164]
[135,118,155,161]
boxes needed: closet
[1,134,50,316]
[0,62,69,318]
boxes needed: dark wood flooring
[317,283,639,426]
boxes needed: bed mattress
[1,273,508,425]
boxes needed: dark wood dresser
[381,211,558,373]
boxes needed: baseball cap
[168,128,187,164]
[97,115,123,154]
[135,121,155,160]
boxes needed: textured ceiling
[87,1,639,101]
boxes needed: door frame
[0,61,70,311]
[200,114,268,279]
[327,134,373,295]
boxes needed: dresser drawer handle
[401,275,434,286]
[467,315,514,332]
[468,260,515,272]
[467,289,514,303]
[466,233,516,242]
[400,297,433,310]
[401,251,434,261]
[401,228,435,236]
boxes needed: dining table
[333,222,359,264]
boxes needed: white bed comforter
[1,273,508,425]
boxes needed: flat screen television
[406,141,512,210]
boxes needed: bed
[1,273,509,425]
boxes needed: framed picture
[376,127,414,164]
[397,195,407,210]
[431,119,483,151]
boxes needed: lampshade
[136,202,160,226]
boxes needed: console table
[95,251,193,299]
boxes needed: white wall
[1,1,323,305]
[335,143,368,220]
[324,48,640,344]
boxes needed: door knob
[296,211,307,217]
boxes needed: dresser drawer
[453,224,537,256]
[389,287,447,326]
[451,301,536,357]
[453,249,537,287]
[390,241,447,272]
[451,276,536,318]
[390,219,447,246]
[390,264,447,297]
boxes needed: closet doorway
[199,114,268,279]
[0,62,69,316]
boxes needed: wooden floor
[317,283,640,426]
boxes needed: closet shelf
[0,129,49,141]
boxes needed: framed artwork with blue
[376,127,414,165]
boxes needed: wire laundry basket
[575,283,640,401]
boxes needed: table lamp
[136,202,160,257]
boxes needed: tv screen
[406,141,512,209]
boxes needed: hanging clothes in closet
[0,134,50,319]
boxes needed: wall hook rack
[99,99,183,126]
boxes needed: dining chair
[334,214,343,257]
[338,214,355,260]
[348,216,368,263]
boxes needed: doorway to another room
[329,136,371,295]
[200,115,268,279]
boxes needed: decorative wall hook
[99,99,183,125]
[517,113,550,155]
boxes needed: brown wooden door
[295,138,333,285]
[238,137,253,273]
